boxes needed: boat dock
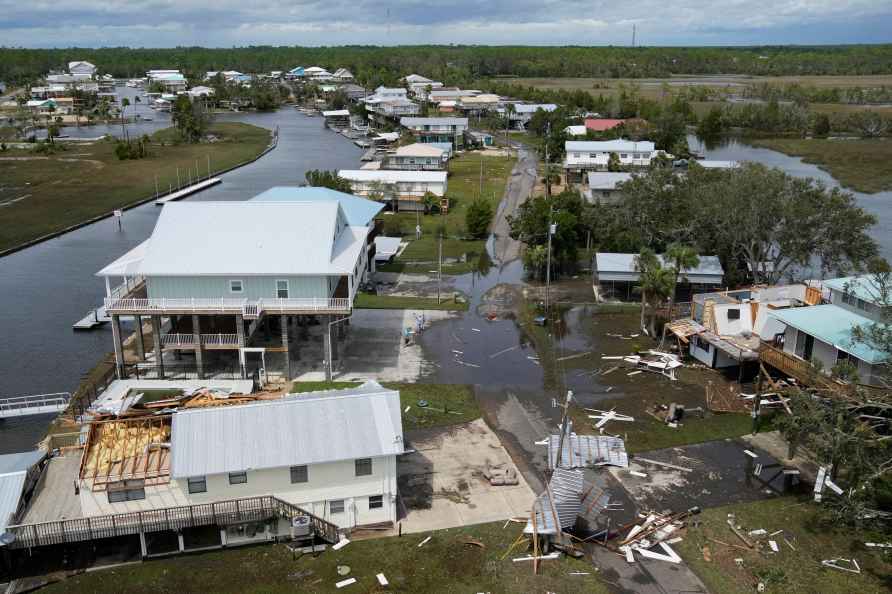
[0,392,71,419]
[155,177,222,205]
[73,305,110,330]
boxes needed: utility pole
[176,167,181,190]
[478,158,484,200]
[546,215,554,312]
[554,390,573,470]
[207,154,211,179]
[154,174,159,200]
[437,233,443,304]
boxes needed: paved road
[490,142,538,265]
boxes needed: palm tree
[635,248,674,337]
[660,243,700,346]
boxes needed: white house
[77,382,405,531]
[187,86,215,98]
[304,66,334,81]
[385,143,449,171]
[331,68,355,82]
[503,103,557,129]
[399,117,469,147]
[585,172,633,205]
[98,200,372,380]
[337,169,448,211]
[404,75,444,99]
[146,70,187,92]
[593,252,724,302]
[767,275,889,386]
[68,61,97,80]
[564,140,660,180]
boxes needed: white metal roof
[322,109,350,117]
[595,252,725,284]
[514,103,557,114]
[97,240,149,277]
[0,471,27,538]
[564,125,587,136]
[374,236,402,261]
[338,170,447,183]
[170,381,404,478]
[110,202,365,277]
[566,139,656,153]
[587,172,634,190]
[394,143,446,157]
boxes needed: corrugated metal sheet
[130,202,364,276]
[525,468,584,535]
[0,472,27,535]
[170,381,404,478]
[0,450,44,475]
[547,433,628,469]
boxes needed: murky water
[0,103,361,452]
[689,135,892,260]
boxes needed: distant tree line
[4,45,892,87]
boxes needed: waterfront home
[593,252,724,302]
[304,66,333,81]
[187,86,214,98]
[385,143,449,171]
[585,172,633,205]
[499,103,558,129]
[666,284,820,371]
[337,169,448,211]
[76,382,403,529]
[403,74,444,99]
[399,117,469,147]
[98,199,372,381]
[146,70,187,92]
[564,139,660,180]
[25,99,58,115]
[67,61,97,79]
[766,275,889,386]
[331,68,354,82]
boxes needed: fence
[67,356,117,418]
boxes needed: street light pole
[437,233,443,304]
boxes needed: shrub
[465,198,493,239]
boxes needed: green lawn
[748,137,892,194]
[677,497,892,594]
[39,522,605,594]
[290,382,480,430]
[382,152,514,268]
[353,293,468,311]
[0,122,271,253]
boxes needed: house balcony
[104,297,352,318]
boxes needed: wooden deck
[7,494,339,549]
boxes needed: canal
[0,102,361,452]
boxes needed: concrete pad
[292,309,456,382]
[397,419,535,534]
[20,453,83,523]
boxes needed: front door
[795,331,814,361]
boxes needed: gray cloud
[0,0,889,46]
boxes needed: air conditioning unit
[291,515,311,537]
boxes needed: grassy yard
[290,382,480,430]
[382,152,514,270]
[39,522,605,594]
[353,293,468,311]
[749,137,892,194]
[676,497,892,594]
[0,122,271,253]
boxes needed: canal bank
[0,107,362,453]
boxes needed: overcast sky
[1,0,890,47]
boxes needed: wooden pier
[73,305,110,330]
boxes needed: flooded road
[0,103,361,452]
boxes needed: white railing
[109,275,146,300]
[161,333,241,347]
[201,333,240,346]
[105,297,351,314]
[0,392,71,418]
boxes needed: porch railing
[160,333,241,348]
[5,495,339,549]
[109,276,145,300]
[105,297,351,315]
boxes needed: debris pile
[601,350,683,380]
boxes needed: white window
[355,458,372,476]
[229,280,243,293]
[620,153,628,159]
[330,499,345,514]
[276,280,289,299]
[187,476,207,494]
